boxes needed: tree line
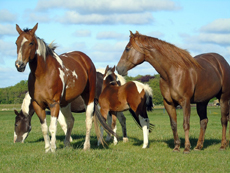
[0,74,163,105]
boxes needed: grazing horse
[98,66,154,148]
[15,23,115,152]
[116,31,230,153]
[14,71,128,144]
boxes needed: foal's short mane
[131,32,201,69]
[23,28,55,59]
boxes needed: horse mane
[131,32,201,69]
[23,28,55,60]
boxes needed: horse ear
[112,66,115,73]
[136,31,140,35]
[14,109,19,116]
[16,24,23,35]
[129,31,134,38]
[105,65,109,74]
[30,23,38,35]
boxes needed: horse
[14,70,128,144]
[15,23,116,152]
[98,66,154,148]
[116,31,230,153]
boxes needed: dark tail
[129,109,154,133]
[146,95,153,111]
[94,99,119,139]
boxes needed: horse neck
[29,54,49,77]
[146,50,178,81]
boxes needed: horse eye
[15,124,18,127]
[126,47,130,51]
[29,42,33,46]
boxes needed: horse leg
[83,102,94,150]
[194,102,208,150]
[32,101,51,152]
[105,112,113,142]
[163,100,180,152]
[139,112,150,149]
[60,104,74,147]
[219,99,229,150]
[181,99,191,154]
[49,103,60,152]
[117,112,128,142]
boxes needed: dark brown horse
[116,31,230,153]
[98,66,154,148]
[15,23,115,152]
[14,71,128,144]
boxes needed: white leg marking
[41,118,51,152]
[21,92,31,115]
[49,116,57,152]
[58,110,73,142]
[139,115,149,149]
[113,125,118,145]
[84,102,94,150]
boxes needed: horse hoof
[142,144,148,149]
[123,137,128,143]
[219,146,226,151]
[183,148,190,154]
[173,147,180,152]
[69,136,73,142]
[45,147,51,153]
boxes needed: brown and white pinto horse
[98,66,154,148]
[14,70,128,145]
[15,23,115,152]
[116,31,230,153]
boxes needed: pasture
[0,105,230,172]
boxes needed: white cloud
[0,24,17,37]
[200,18,230,33]
[58,11,154,25]
[73,30,91,37]
[96,31,128,40]
[36,0,180,14]
[198,33,230,46]
[0,9,17,23]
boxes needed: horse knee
[200,119,208,130]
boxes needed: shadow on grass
[26,133,222,151]
[130,136,221,150]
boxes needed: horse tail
[94,99,119,143]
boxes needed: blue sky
[0,0,229,88]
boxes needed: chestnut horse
[116,31,230,153]
[98,66,154,148]
[14,70,128,144]
[15,23,115,152]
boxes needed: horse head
[103,65,118,86]
[15,23,38,72]
[14,109,32,143]
[116,31,146,76]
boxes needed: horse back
[193,53,230,101]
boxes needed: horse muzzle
[116,66,127,76]
[15,60,26,72]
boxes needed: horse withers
[116,31,230,153]
[98,66,154,148]
[15,23,116,152]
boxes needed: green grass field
[0,106,230,172]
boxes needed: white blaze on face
[21,92,32,116]
[103,70,112,80]
[17,37,28,61]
